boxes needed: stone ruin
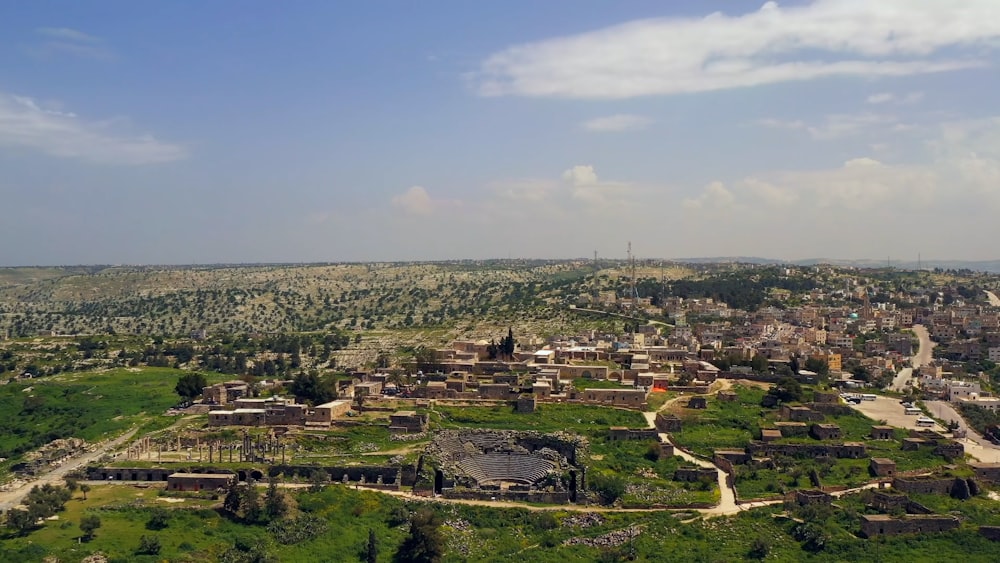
[425,429,587,503]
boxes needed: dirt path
[639,385,741,515]
[0,427,139,511]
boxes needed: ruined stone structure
[654,413,682,432]
[892,476,955,495]
[774,421,809,437]
[792,489,833,506]
[748,441,866,459]
[810,423,842,440]
[970,462,1000,482]
[570,388,648,409]
[859,514,959,538]
[760,429,782,442]
[686,397,707,409]
[870,425,895,440]
[516,395,536,413]
[780,405,824,422]
[869,457,897,477]
[208,398,349,427]
[608,427,658,441]
[166,472,235,492]
[388,411,429,434]
[425,429,584,503]
[673,466,718,482]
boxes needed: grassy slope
[0,368,215,464]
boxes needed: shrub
[137,534,162,555]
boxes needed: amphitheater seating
[456,453,554,485]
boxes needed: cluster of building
[206,396,350,427]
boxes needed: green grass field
[433,403,647,435]
[0,367,219,469]
[5,484,1000,562]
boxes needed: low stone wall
[892,476,953,495]
[980,526,1000,541]
[859,514,959,538]
[747,441,867,459]
[654,413,682,432]
[674,467,718,482]
[86,467,174,482]
[269,464,415,487]
[441,489,571,504]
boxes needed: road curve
[986,290,1000,308]
[889,324,933,392]
[0,427,139,511]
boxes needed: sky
[3,0,1000,265]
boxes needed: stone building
[870,457,897,477]
[859,514,959,538]
[810,423,842,440]
[870,425,895,440]
[166,472,235,492]
[388,411,429,434]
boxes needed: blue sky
[3,0,1000,265]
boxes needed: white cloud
[391,186,435,215]
[581,114,651,132]
[36,27,100,43]
[807,113,900,139]
[867,92,895,104]
[756,118,806,130]
[683,181,735,209]
[867,91,924,104]
[31,27,113,60]
[0,92,186,165]
[474,0,999,99]
[562,164,598,186]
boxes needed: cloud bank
[475,0,1000,99]
[0,93,186,165]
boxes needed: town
[2,261,1000,560]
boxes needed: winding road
[986,290,1000,308]
[889,324,933,392]
[0,427,139,512]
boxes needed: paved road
[0,427,139,511]
[986,290,1000,307]
[925,400,1000,464]
[889,324,933,392]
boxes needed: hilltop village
[4,263,1000,561]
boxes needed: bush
[137,534,161,555]
[146,508,169,530]
[267,514,329,545]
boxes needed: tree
[309,469,328,493]
[146,507,169,530]
[751,354,769,373]
[588,472,626,505]
[223,481,243,514]
[79,514,101,540]
[264,477,287,520]
[175,372,208,402]
[804,357,830,377]
[289,371,337,405]
[65,478,78,496]
[394,508,444,563]
[243,481,261,523]
[137,534,162,555]
[5,508,34,535]
[366,528,379,563]
[767,376,804,403]
[80,484,90,500]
